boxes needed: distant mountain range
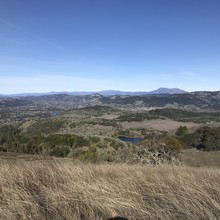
[0,88,187,97]
[1,90,220,111]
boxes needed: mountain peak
[149,88,187,94]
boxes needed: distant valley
[0,87,220,170]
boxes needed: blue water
[118,136,143,143]
[51,112,60,116]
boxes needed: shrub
[51,146,70,157]
[164,136,183,151]
[79,144,98,163]
[175,126,188,137]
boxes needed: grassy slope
[179,149,220,167]
[0,160,219,220]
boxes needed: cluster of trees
[26,119,65,135]
[0,124,126,159]
[117,109,220,123]
[0,122,219,162]
[0,124,100,157]
[84,119,119,128]
[175,126,220,151]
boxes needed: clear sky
[0,0,220,93]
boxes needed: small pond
[118,136,143,143]
[50,112,61,117]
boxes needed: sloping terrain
[0,91,220,111]
[0,160,219,220]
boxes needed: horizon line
[1,88,219,96]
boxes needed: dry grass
[0,160,220,220]
[121,119,200,132]
[180,149,220,168]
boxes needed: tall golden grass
[0,160,219,220]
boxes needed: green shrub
[175,126,188,137]
[79,144,98,163]
[164,136,183,151]
[51,146,70,157]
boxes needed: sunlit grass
[0,160,219,219]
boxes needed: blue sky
[0,0,220,93]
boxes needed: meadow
[0,159,219,220]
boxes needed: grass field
[0,160,219,220]
[179,149,220,167]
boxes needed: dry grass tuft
[0,160,219,220]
